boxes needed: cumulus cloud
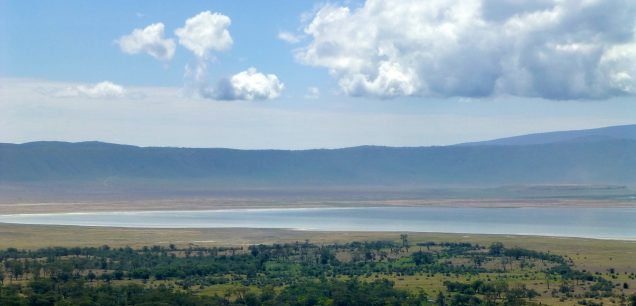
[175,11,233,58]
[295,0,636,100]
[48,81,128,99]
[210,68,284,101]
[117,23,175,61]
[176,11,232,97]
[173,12,284,101]
[278,31,302,44]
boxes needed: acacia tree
[489,242,505,256]
[435,291,446,306]
[400,234,409,251]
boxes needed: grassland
[0,187,634,305]
[1,227,634,305]
[0,223,634,274]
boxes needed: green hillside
[1,139,635,186]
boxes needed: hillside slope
[459,124,636,146]
[1,139,635,186]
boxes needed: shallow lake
[1,207,635,240]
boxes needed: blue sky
[1,0,635,149]
[0,1,321,89]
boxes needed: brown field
[1,193,634,305]
[0,197,634,215]
[0,222,634,274]
[1,221,635,305]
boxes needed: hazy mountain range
[1,125,635,186]
[458,124,636,146]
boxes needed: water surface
[0,207,634,240]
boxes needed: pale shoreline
[0,206,634,241]
[2,221,633,242]
[0,197,634,215]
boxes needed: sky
[1,0,635,149]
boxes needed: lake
[0,207,635,240]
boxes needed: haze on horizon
[2,0,636,149]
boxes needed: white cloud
[170,12,284,101]
[600,43,636,94]
[50,81,128,99]
[175,11,237,98]
[211,68,284,101]
[277,31,302,44]
[175,11,233,58]
[296,0,636,100]
[305,86,320,99]
[2,78,635,149]
[117,23,175,61]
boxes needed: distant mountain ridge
[458,124,636,146]
[1,126,635,186]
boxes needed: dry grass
[1,223,634,273]
[1,223,634,305]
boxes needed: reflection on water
[0,207,634,240]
